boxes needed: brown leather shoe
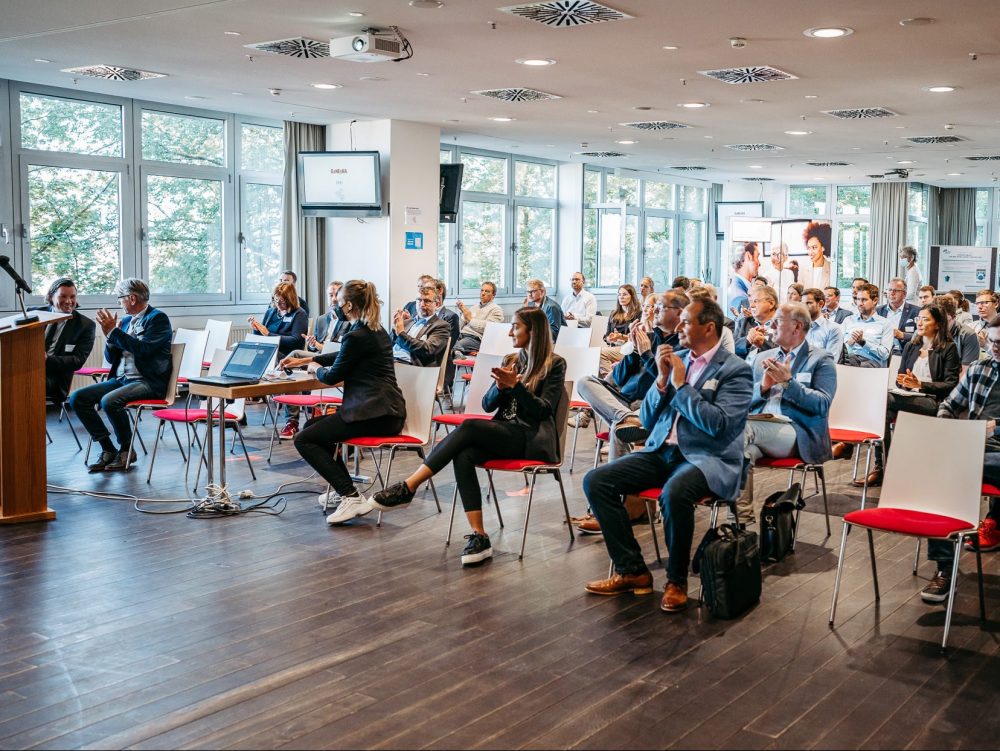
[576,514,603,535]
[584,570,653,596]
[831,442,849,460]
[660,581,688,612]
[852,468,883,487]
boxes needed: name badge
[65,344,75,352]
[702,379,719,391]
[905,325,914,332]
[795,372,812,384]
[282,315,294,323]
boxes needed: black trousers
[293,412,404,495]
[424,419,529,512]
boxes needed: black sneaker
[920,570,952,603]
[88,450,117,473]
[460,533,492,566]
[615,424,650,445]
[104,449,138,472]
[371,481,415,511]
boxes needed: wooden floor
[2,406,1000,750]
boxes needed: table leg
[205,396,215,489]
[218,399,227,489]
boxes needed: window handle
[238,231,246,248]
[139,227,146,242]
[0,224,8,245]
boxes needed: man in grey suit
[737,302,837,525]
[582,298,753,613]
[391,285,451,367]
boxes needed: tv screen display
[297,150,383,217]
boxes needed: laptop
[187,340,279,387]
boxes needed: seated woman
[639,293,657,333]
[279,280,407,524]
[601,284,641,374]
[248,281,309,438]
[866,304,961,486]
[371,307,567,566]
[787,283,804,303]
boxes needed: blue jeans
[69,378,157,449]
[584,445,712,586]
[927,451,1000,569]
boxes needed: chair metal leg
[486,471,503,528]
[518,472,539,559]
[975,544,986,621]
[554,470,574,545]
[61,404,82,451]
[818,466,831,537]
[829,522,851,626]
[912,539,921,575]
[146,421,166,483]
[942,538,964,651]
[125,408,142,470]
[859,443,873,509]
[646,498,663,563]
[446,484,459,545]
[235,422,256,480]
[569,417,580,473]
[851,444,861,483]
[266,418,279,462]
[867,529,880,601]
[46,428,52,444]
[167,421,188,461]
[416,447,441,512]
[84,437,92,466]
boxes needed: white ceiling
[2,0,1000,187]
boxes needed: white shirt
[799,258,831,290]
[761,264,795,301]
[905,264,922,305]
[561,289,597,327]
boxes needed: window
[11,82,282,308]
[906,183,929,281]
[788,186,828,216]
[834,186,871,285]
[976,188,992,246]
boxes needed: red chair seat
[461,374,473,381]
[755,456,807,469]
[481,458,549,471]
[202,360,212,369]
[343,434,423,447]
[829,428,880,442]
[152,408,239,423]
[75,367,110,376]
[127,399,169,407]
[844,508,976,538]
[982,483,1000,497]
[595,431,610,442]
[432,413,490,426]
[570,400,591,410]
[454,358,475,367]
[272,394,342,406]
[638,487,661,500]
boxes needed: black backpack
[692,523,761,620]
[759,483,803,563]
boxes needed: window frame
[0,79,14,311]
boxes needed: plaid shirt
[938,358,1000,420]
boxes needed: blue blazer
[727,276,751,318]
[876,301,921,353]
[639,346,753,500]
[105,306,173,398]
[539,295,566,342]
[749,342,837,465]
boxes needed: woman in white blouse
[800,221,832,290]
[900,245,922,304]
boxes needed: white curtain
[282,121,327,312]
[869,182,908,291]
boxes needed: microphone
[0,256,32,294]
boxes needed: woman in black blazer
[371,307,567,566]
[279,280,406,525]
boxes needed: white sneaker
[317,488,341,510]
[325,494,374,525]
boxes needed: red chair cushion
[844,508,976,538]
[453,358,475,367]
[637,487,725,507]
[595,431,610,442]
[202,360,212,369]
[755,456,807,469]
[829,428,880,443]
[127,399,169,407]
[983,483,1000,497]
[480,458,549,471]
[432,413,490,426]
[75,367,110,375]
[343,435,423,447]
[570,400,591,410]
[638,487,661,500]
[461,374,473,381]
[272,395,342,406]
[152,408,239,422]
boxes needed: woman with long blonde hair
[372,307,567,565]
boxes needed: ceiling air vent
[698,66,797,84]
[472,87,561,102]
[742,177,774,181]
[61,64,165,81]
[805,161,851,167]
[669,166,706,171]
[499,1,633,27]
[620,121,690,131]
[966,155,1000,161]
[823,107,897,119]
[244,37,330,58]
[726,143,783,152]
[576,151,627,158]
[905,135,966,144]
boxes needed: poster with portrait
[770,219,834,290]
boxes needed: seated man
[876,277,920,355]
[842,283,892,367]
[403,273,437,319]
[307,280,348,351]
[454,281,504,356]
[917,284,936,307]
[278,269,308,316]
[391,284,450,367]
[737,302,837,525]
[36,277,96,406]
[973,289,998,355]
[525,278,564,342]
[822,286,853,325]
[69,278,172,472]
[803,287,844,361]
[561,271,597,328]
[581,298,753,613]
[734,285,778,360]
[923,316,1000,603]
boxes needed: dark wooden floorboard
[0,407,998,749]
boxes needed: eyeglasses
[989,338,1000,350]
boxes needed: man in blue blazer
[583,298,753,613]
[876,277,921,355]
[737,302,837,525]
[69,278,173,472]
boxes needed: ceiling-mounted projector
[330,33,402,62]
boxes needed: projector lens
[352,37,366,51]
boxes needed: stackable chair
[202,319,233,369]
[827,364,888,509]
[455,321,513,408]
[46,398,82,450]
[829,412,988,651]
[75,354,112,383]
[446,382,575,559]
[588,318,608,347]
[558,346,601,472]
[173,327,210,386]
[554,325,591,351]
[432,353,502,437]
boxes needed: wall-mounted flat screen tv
[440,163,463,223]
[297,150,383,217]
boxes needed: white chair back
[558,346,601,402]
[555,326,591,351]
[463,353,503,416]
[203,319,232,363]
[828,364,888,439]
[589,318,608,347]
[163,343,185,407]
[394,363,442,444]
[479,320,515,355]
[888,354,903,388]
[880,412,985,525]
[436,340,452,394]
[173,327,210,381]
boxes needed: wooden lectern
[0,310,68,523]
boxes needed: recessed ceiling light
[223,30,241,36]
[33,58,51,63]
[784,130,812,135]
[925,85,956,93]
[409,0,444,7]
[490,116,515,122]
[516,58,556,66]
[662,45,679,50]
[359,76,385,82]
[415,72,430,76]
[899,17,935,26]
[898,160,915,164]
[616,140,637,145]
[748,165,763,169]
[587,109,601,114]
[679,102,710,109]
[947,172,963,176]
[348,11,365,17]
[813,177,826,181]
[184,95,207,100]
[804,27,853,38]
[703,135,714,139]
[804,94,818,99]
[895,125,906,129]
[231,92,244,96]
[311,83,343,89]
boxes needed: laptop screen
[222,341,278,379]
